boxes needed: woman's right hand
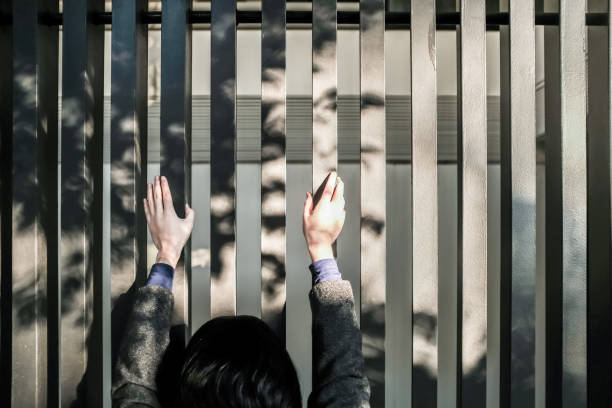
[302,171,345,262]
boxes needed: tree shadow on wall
[10,33,152,404]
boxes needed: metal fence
[0,0,610,407]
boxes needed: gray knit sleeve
[112,285,174,408]
[308,280,371,408]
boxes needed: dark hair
[175,315,302,408]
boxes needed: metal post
[0,0,12,404]
[585,1,612,406]
[110,2,148,403]
[261,0,287,341]
[411,0,439,405]
[61,0,105,405]
[210,0,236,318]
[499,0,537,405]
[457,0,488,406]
[545,0,588,405]
[313,0,338,187]
[559,0,588,405]
[544,2,562,407]
[110,0,148,300]
[160,0,193,334]
[360,0,386,406]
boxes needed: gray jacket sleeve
[111,285,174,408]
[308,280,371,408]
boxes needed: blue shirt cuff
[146,263,176,291]
[309,258,342,286]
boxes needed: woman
[112,172,370,407]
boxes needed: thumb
[303,192,313,219]
[184,203,195,228]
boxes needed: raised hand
[143,175,195,269]
[302,171,345,262]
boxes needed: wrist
[156,250,180,269]
[308,244,334,263]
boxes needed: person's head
[176,315,302,408]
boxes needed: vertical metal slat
[61,0,105,405]
[411,0,438,405]
[110,1,148,403]
[586,0,612,406]
[457,0,487,406]
[160,0,192,335]
[110,0,148,301]
[499,0,537,406]
[11,1,41,404]
[312,0,338,187]
[560,0,588,404]
[359,0,386,406]
[609,11,612,353]
[110,3,148,385]
[39,0,60,404]
[0,0,12,402]
[285,30,314,406]
[11,0,59,405]
[544,2,588,406]
[210,0,236,318]
[543,0,562,405]
[386,163,412,407]
[261,0,287,341]
[311,0,338,398]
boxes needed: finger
[153,175,163,212]
[320,171,337,203]
[331,176,344,203]
[161,176,175,213]
[184,203,196,230]
[339,209,346,227]
[312,172,330,207]
[143,198,151,223]
[303,192,313,219]
[146,183,155,214]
